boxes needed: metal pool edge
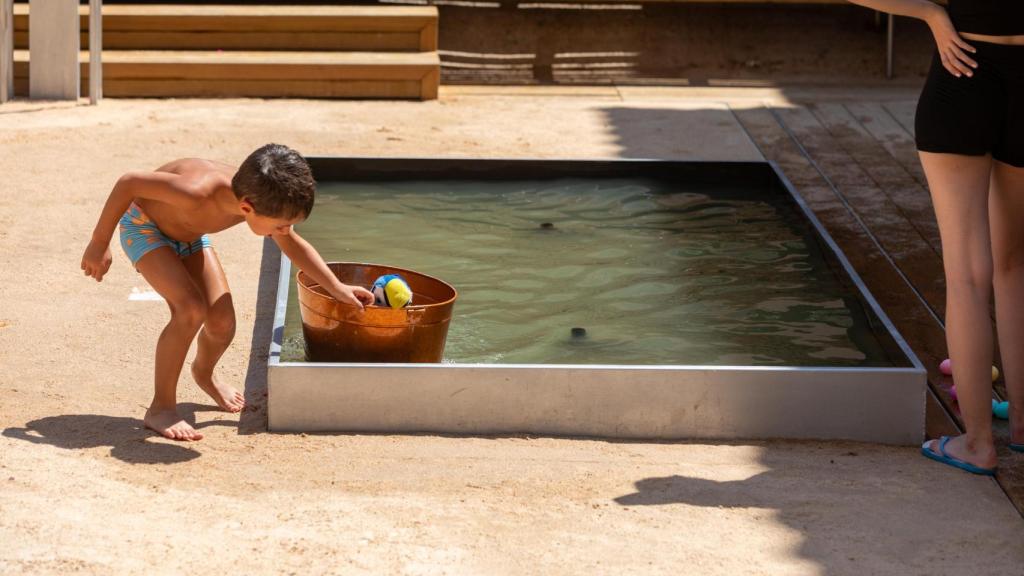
[266,157,926,444]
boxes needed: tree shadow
[1,402,233,464]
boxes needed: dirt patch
[1,94,1021,575]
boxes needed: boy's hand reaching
[330,283,375,309]
[81,240,112,282]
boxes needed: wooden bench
[12,48,440,99]
[4,3,441,100]
[12,4,439,52]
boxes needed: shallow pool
[283,177,891,366]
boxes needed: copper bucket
[297,262,458,363]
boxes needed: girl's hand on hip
[927,7,977,77]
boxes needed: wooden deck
[721,92,1022,515]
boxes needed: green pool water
[280,177,894,366]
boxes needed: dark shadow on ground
[600,106,761,161]
[237,236,281,435]
[613,445,1024,574]
[1,402,232,464]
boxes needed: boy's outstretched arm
[81,171,203,282]
[272,229,375,309]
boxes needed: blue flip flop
[921,436,997,476]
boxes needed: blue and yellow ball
[372,274,413,309]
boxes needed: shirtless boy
[80,144,374,441]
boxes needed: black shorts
[915,41,1024,168]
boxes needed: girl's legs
[920,151,997,469]
[989,160,1024,445]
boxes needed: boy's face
[240,200,306,237]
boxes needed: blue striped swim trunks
[118,203,211,267]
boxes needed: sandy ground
[1,90,1022,575]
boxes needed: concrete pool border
[267,157,926,444]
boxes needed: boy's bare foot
[191,364,245,413]
[145,407,203,441]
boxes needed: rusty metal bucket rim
[297,300,454,328]
[296,261,458,312]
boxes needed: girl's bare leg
[989,160,1024,445]
[920,151,996,469]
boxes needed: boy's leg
[135,246,208,441]
[989,160,1024,446]
[182,247,245,413]
[920,151,996,469]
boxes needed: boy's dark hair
[232,144,315,219]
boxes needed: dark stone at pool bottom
[540,222,555,230]
[571,327,587,338]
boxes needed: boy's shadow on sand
[2,403,230,464]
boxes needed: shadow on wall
[599,106,763,161]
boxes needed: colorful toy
[993,400,1009,420]
[937,359,999,382]
[939,358,952,376]
[371,274,413,309]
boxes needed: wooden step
[13,4,438,52]
[13,50,440,100]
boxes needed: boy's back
[126,158,244,243]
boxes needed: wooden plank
[420,67,439,100]
[14,74,428,99]
[17,31,425,52]
[20,32,424,52]
[28,0,78,100]
[101,79,424,99]
[91,18,438,33]
[811,102,940,255]
[773,105,947,320]
[13,5,438,19]
[420,18,438,52]
[14,49,439,99]
[883,100,917,137]
[14,5,438,32]
[16,49,438,65]
[845,101,928,189]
